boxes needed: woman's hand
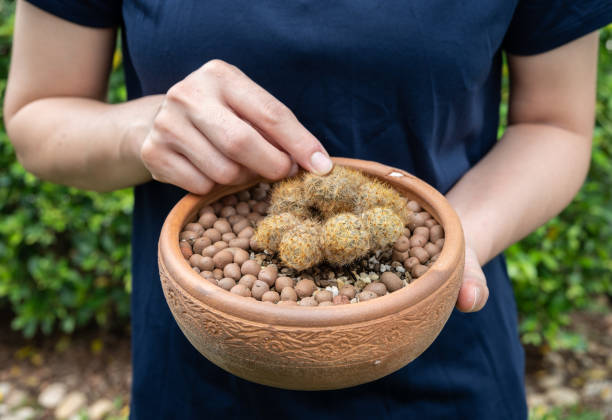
[455,245,489,312]
[140,59,332,194]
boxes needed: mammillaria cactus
[252,212,300,252]
[278,221,324,270]
[302,166,366,217]
[361,207,404,249]
[323,213,371,266]
[267,178,311,218]
[357,179,412,224]
[254,166,412,270]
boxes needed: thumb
[456,246,489,312]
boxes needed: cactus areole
[253,166,412,270]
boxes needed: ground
[0,304,611,420]
[0,309,130,420]
[524,300,612,420]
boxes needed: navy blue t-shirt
[25,1,612,419]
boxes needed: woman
[5,1,612,418]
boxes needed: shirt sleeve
[25,0,122,28]
[503,0,612,55]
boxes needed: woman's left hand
[455,245,489,312]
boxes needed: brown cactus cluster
[252,166,411,271]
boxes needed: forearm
[446,123,591,265]
[7,94,163,191]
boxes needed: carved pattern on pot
[160,262,459,368]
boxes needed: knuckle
[201,59,233,79]
[265,157,292,181]
[166,82,190,103]
[152,110,175,136]
[167,81,204,111]
[260,98,291,127]
[140,140,157,166]
[214,164,242,185]
[193,178,215,195]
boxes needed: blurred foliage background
[506,25,612,350]
[0,1,131,338]
[0,1,610,349]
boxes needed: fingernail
[470,287,480,312]
[288,161,299,177]
[310,151,333,175]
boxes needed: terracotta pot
[158,157,464,390]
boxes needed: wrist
[461,221,493,266]
[117,95,164,182]
[445,194,494,266]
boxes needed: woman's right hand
[140,59,332,194]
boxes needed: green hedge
[0,0,611,347]
[0,1,131,337]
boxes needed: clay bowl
[158,157,464,390]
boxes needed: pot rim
[159,157,464,327]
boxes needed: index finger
[219,65,333,175]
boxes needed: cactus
[361,207,404,249]
[267,177,311,218]
[252,212,300,252]
[323,213,371,266]
[278,221,323,271]
[302,166,364,217]
[254,165,412,270]
[356,179,412,224]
